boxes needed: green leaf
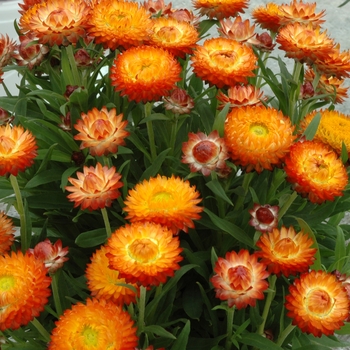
[143,325,176,340]
[139,113,169,124]
[212,102,230,137]
[206,179,233,206]
[25,169,62,189]
[340,141,348,164]
[182,283,203,320]
[198,19,217,37]
[332,226,346,272]
[75,228,107,248]
[140,148,171,181]
[240,333,283,350]
[61,167,80,191]
[171,320,190,350]
[303,112,321,140]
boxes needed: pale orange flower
[285,270,350,337]
[211,249,269,309]
[252,2,283,32]
[224,105,296,173]
[192,0,248,20]
[0,124,37,176]
[0,34,16,68]
[106,222,183,287]
[190,37,257,88]
[169,9,201,29]
[110,46,181,103]
[87,0,152,50]
[48,298,138,349]
[143,0,173,17]
[248,204,279,233]
[65,163,123,211]
[284,140,348,204]
[19,0,90,46]
[163,88,194,115]
[256,226,317,277]
[0,251,51,331]
[0,212,15,255]
[85,245,138,305]
[123,174,203,234]
[74,107,129,157]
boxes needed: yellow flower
[224,105,296,173]
[0,212,15,255]
[48,298,138,349]
[285,270,350,337]
[106,222,183,287]
[123,174,203,234]
[192,0,248,20]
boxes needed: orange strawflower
[163,88,195,115]
[284,140,348,204]
[0,124,38,176]
[87,0,152,50]
[123,174,203,234]
[285,270,350,337]
[19,0,90,46]
[224,105,296,173]
[74,107,130,157]
[256,226,317,277]
[18,0,44,14]
[65,163,123,211]
[110,45,181,103]
[248,203,279,233]
[148,17,199,58]
[143,0,173,17]
[106,222,183,287]
[190,37,257,88]
[85,245,138,305]
[252,2,283,32]
[0,212,15,255]
[211,249,269,309]
[0,251,51,331]
[48,298,138,349]
[192,0,248,20]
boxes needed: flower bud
[163,88,194,115]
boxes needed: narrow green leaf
[171,320,190,350]
[206,179,233,206]
[25,169,62,188]
[75,228,107,248]
[212,102,230,137]
[340,141,348,164]
[140,148,171,181]
[333,226,346,272]
[139,113,169,124]
[143,325,176,340]
[240,333,283,350]
[303,112,321,140]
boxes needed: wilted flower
[0,108,14,126]
[73,48,92,66]
[299,81,315,99]
[163,88,194,114]
[58,112,71,131]
[254,32,276,52]
[248,203,279,232]
[0,212,15,255]
[192,0,248,20]
[63,85,81,100]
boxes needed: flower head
[85,245,138,305]
[163,88,194,115]
[169,9,201,28]
[192,0,248,20]
[0,251,51,331]
[143,0,173,17]
[224,105,296,173]
[256,226,317,277]
[252,2,283,32]
[123,174,203,234]
[248,204,279,233]
[0,124,38,176]
[48,298,138,349]
[65,163,123,211]
[190,37,257,88]
[285,270,350,337]
[181,130,231,177]
[110,45,181,103]
[284,140,348,204]
[0,34,16,74]
[74,107,129,157]
[210,249,269,309]
[106,222,183,287]
[0,212,15,255]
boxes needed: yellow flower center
[227,265,252,293]
[0,136,15,155]
[151,191,174,203]
[82,326,99,347]
[128,238,159,263]
[306,288,334,316]
[273,238,299,258]
[210,50,237,68]
[0,275,15,291]
[305,157,330,183]
[250,123,269,137]
[156,26,182,43]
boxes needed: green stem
[276,323,296,347]
[145,102,157,161]
[169,117,178,156]
[225,306,235,350]
[51,272,63,317]
[101,207,112,238]
[9,174,29,253]
[137,285,147,335]
[257,275,277,335]
[278,191,298,221]
[233,172,254,212]
[289,61,303,124]
[31,318,51,343]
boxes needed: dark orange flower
[65,163,123,211]
[148,17,199,58]
[0,124,37,176]
[211,249,269,309]
[87,0,152,50]
[0,251,51,331]
[224,105,296,173]
[190,37,257,88]
[192,0,248,20]
[18,0,44,14]
[0,212,15,255]
[285,270,350,337]
[19,0,90,46]
[106,222,183,287]
[248,203,279,233]
[256,226,317,277]
[74,107,129,157]
[181,130,231,177]
[48,298,138,349]
[284,140,348,204]
[85,245,138,305]
[252,2,283,32]
[123,174,203,234]
[163,88,194,114]
[110,45,181,103]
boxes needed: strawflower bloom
[285,270,350,337]
[65,163,123,211]
[181,130,231,177]
[0,251,51,331]
[190,37,257,88]
[74,107,129,157]
[256,226,317,277]
[169,9,201,28]
[110,45,182,103]
[106,222,183,287]
[123,174,203,234]
[284,140,348,204]
[85,245,138,305]
[18,0,43,14]
[163,88,194,115]
[0,124,38,176]
[192,0,248,20]
[0,211,15,255]
[224,105,296,173]
[0,34,16,79]
[248,203,279,233]
[252,2,283,32]
[48,298,138,349]
[143,0,173,17]
[211,249,269,309]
